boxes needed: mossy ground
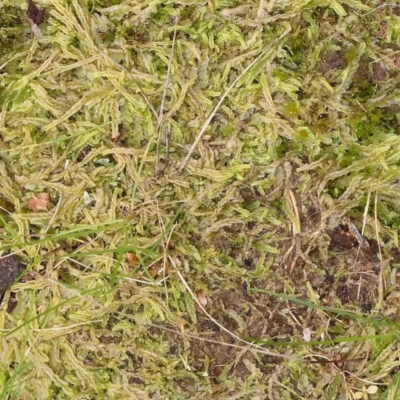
[1,1,400,399]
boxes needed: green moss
[1,1,400,399]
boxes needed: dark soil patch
[26,0,45,26]
[0,252,24,293]
[318,50,347,75]
[352,57,390,99]
[329,225,358,250]
[0,252,25,309]
[372,61,389,81]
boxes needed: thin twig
[164,124,171,171]
[0,206,12,215]
[363,3,400,16]
[162,222,176,307]
[156,18,178,173]
[0,249,25,259]
[155,202,177,305]
[346,371,387,386]
[370,48,400,64]
[178,27,291,172]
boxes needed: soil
[353,56,390,97]
[0,252,25,294]
[318,50,347,75]
[163,215,383,396]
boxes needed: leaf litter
[1,0,400,399]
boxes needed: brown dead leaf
[126,252,139,266]
[28,193,49,211]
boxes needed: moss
[1,1,400,399]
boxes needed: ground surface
[1,1,400,399]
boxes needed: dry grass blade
[362,187,372,236]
